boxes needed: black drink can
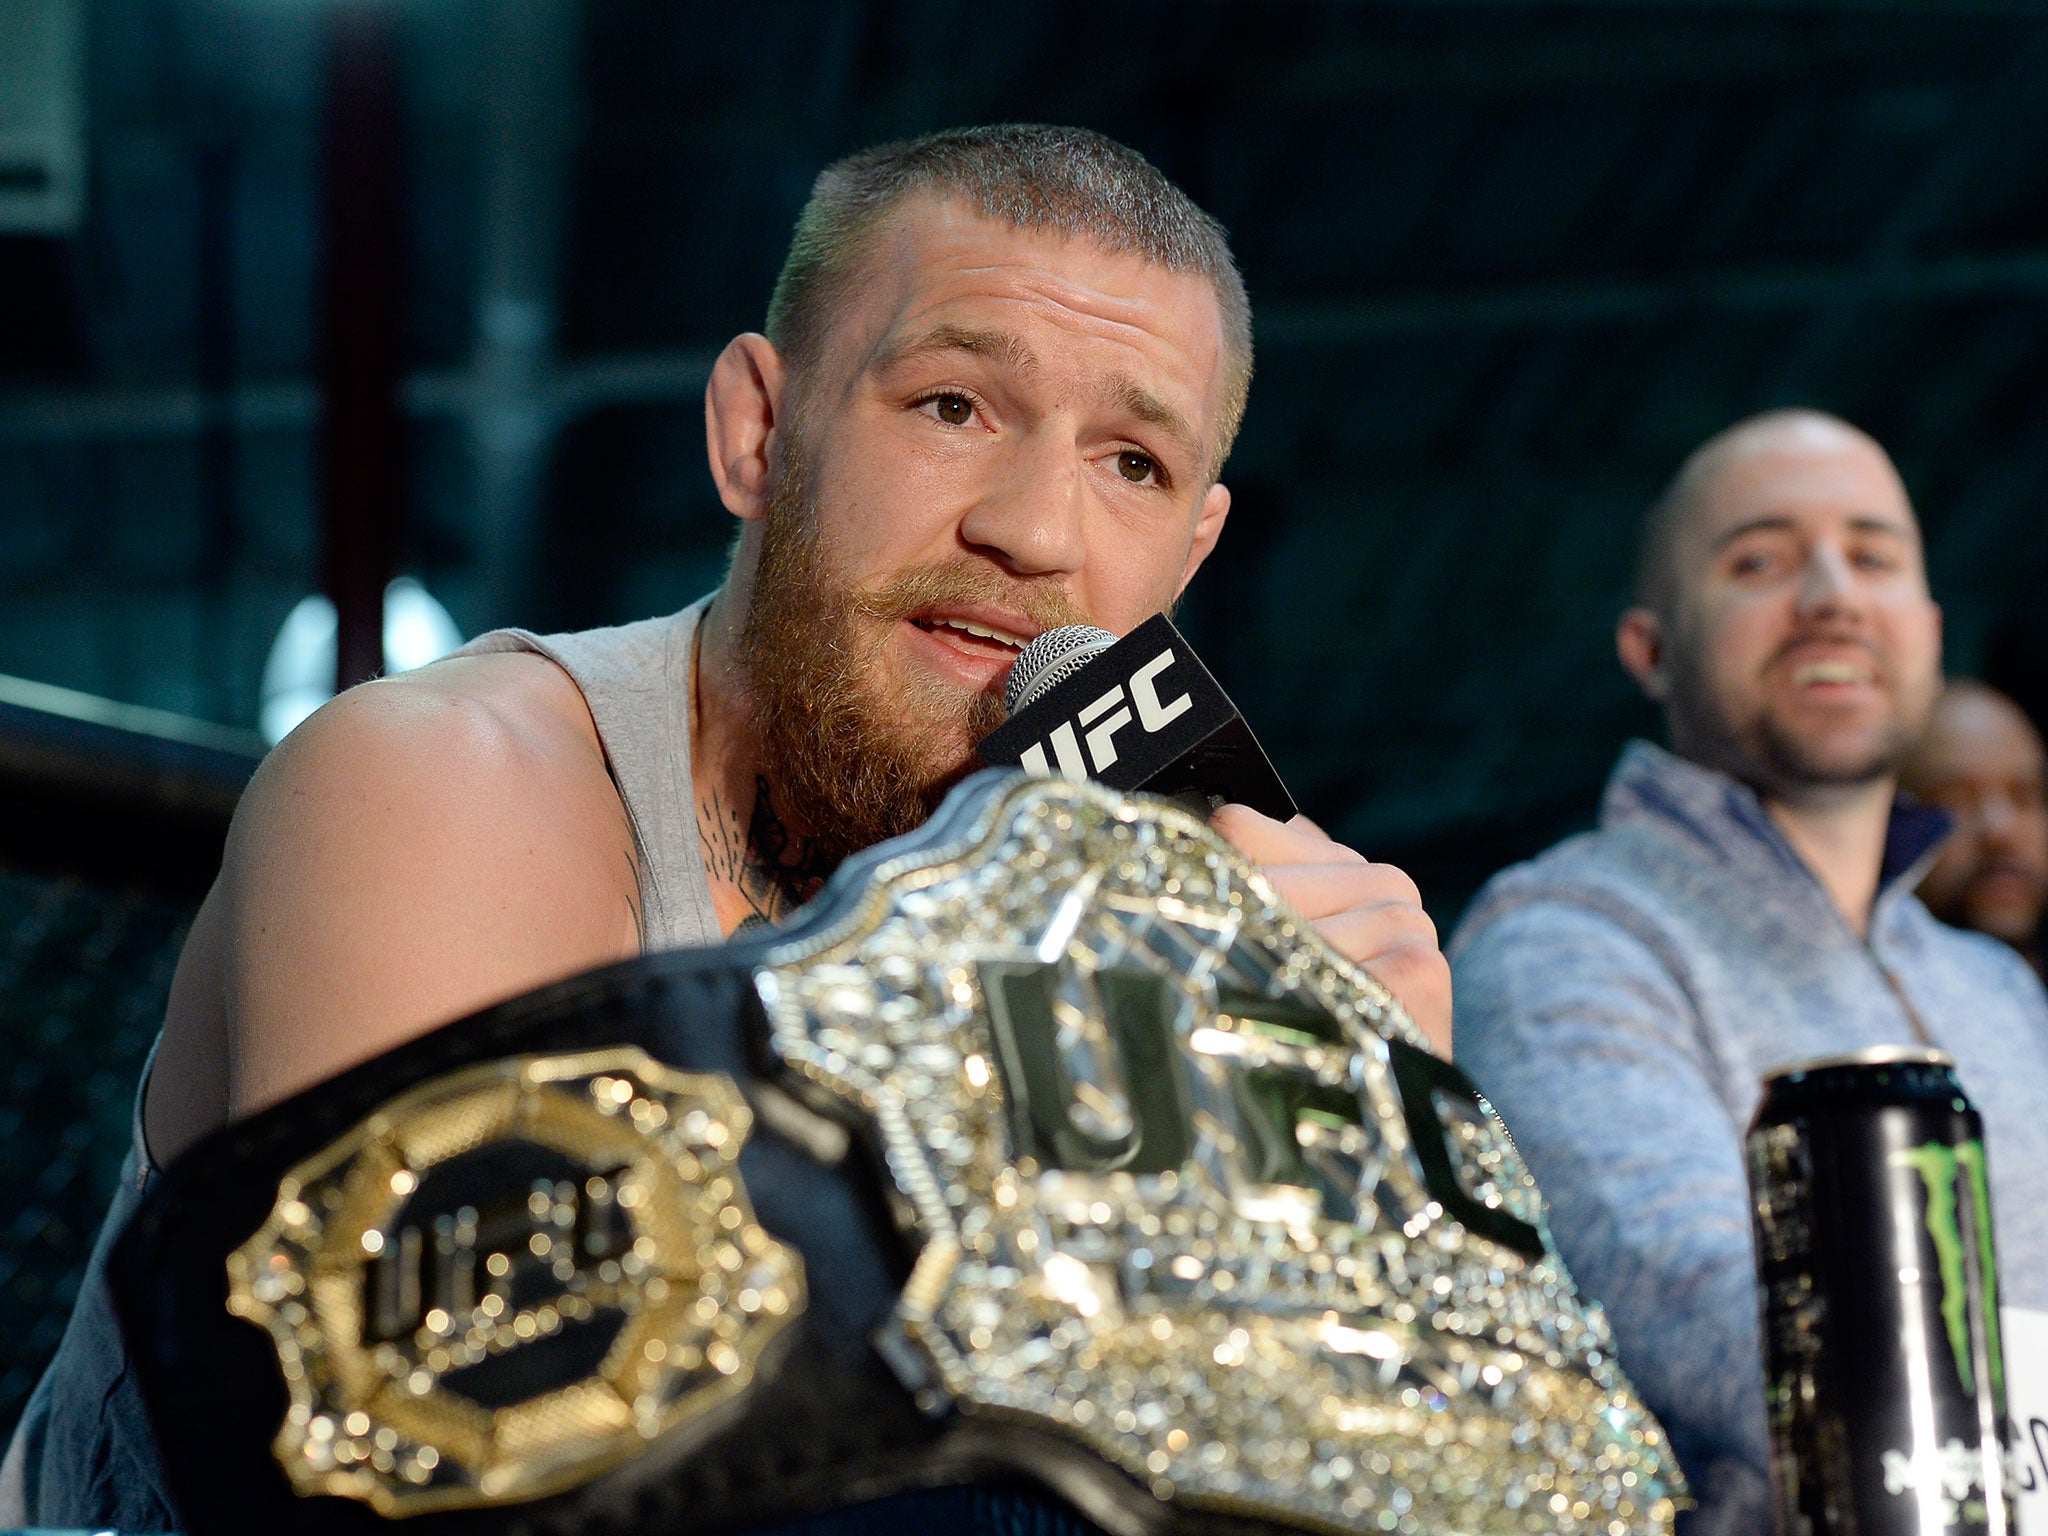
[1747,1046,2015,1536]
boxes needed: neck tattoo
[701,775,839,928]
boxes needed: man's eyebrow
[1712,511,1914,550]
[1845,513,1914,539]
[869,325,1202,465]
[870,323,1039,376]
[1105,373,1200,462]
[1712,515,1796,550]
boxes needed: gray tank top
[456,599,722,952]
[0,602,723,1531]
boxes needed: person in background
[1447,409,2048,1534]
[1901,679,2048,976]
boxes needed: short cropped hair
[766,124,1254,480]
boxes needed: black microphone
[977,613,1297,822]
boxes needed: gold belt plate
[225,1048,801,1516]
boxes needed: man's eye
[1115,450,1158,485]
[926,394,974,426]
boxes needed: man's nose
[955,431,1088,577]
[1980,789,2022,842]
[1795,541,1858,613]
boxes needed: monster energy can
[1748,1046,2016,1536]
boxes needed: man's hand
[1211,804,1452,1056]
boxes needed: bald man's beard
[1665,640,1929,799]
[737,449,1083,870]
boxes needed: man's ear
[1616,607,1670,702]
[704,333,787,522]
[1175,481,1233,595]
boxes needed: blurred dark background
[5,0,2048,1439]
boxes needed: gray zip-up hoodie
[1450,741,2048,1534]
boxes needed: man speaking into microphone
[4,124,1448,1531]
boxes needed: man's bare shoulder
[228,650,632,913]
[150,650,643,1159]
[264,650,607,801]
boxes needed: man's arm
[1449,893,1769,1518]
[144,654,644,1164]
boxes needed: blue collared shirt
[1450,741,2048,1534]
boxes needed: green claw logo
[1889,1140,2004,1401]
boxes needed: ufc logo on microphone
[1015,650,1192,779]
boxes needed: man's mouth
[1976,858,2048,899]
[909,613,1035,662]
[1789,659,1878,687]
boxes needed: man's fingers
[1211,802,1366,866]
[1259,863,1431,924]
[1353,942,1454,1056]
[1300,899,1441,959]
[1288,911,1453,1056]
[1281,861,1423,918]
[1210,801,1452,1056]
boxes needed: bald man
[1903,680,2048,976]
[1448,411,2048,1534]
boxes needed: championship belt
[112,771,1685,1535]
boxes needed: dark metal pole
[196,138,239,724]
[318,0,404,695]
